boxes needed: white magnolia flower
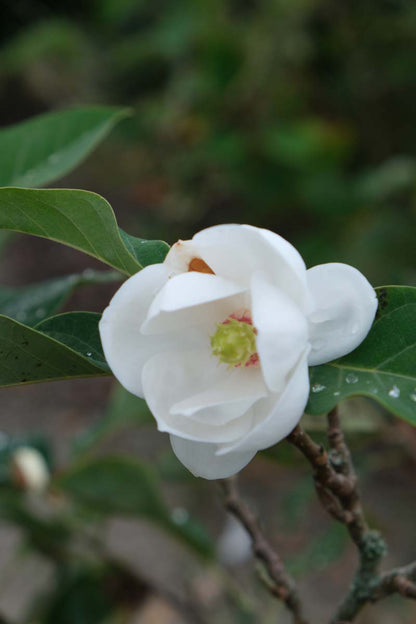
[99,225,377,479]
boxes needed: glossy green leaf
[35,312,108,370]
[0,188,169,274]
[0,107,130,188]
[58,456,213,558]
[0,314,109,387]
[0,269,122,327]
[119,228,170,268]
[307,286,416,424]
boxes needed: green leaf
[35,312,108,370]
[0,107,130,188]
[0,188,169,274]
[0,314,109,387]
[0,270,122,327]
[57,456,214,558]
[119,228,171,268]
[307,286,416,424]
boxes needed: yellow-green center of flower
[210,315,259,368]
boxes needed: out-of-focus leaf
[57,456,214,558]
[0,188,169,274]
[0,314,109,387]
[358,157,416,202]
[58,456,166,518]
[37,566,115,624]
[72,383,153,457]
[35,312,108,370]
[307,286,416,424]
[0,107,130,188]
[0,491,71,559]
[287,523,348,576]
[0,270,122,327]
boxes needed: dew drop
[86,352,92,357]
[345,373,358,384]
[410,392,416,403]
[171,507,189,525]
[388,385,400,398]
[312,383,326,393]
[333,391,341,396]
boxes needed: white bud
[11,447,50,493]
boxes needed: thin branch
[219,476,308,624]
[287,409,387,622]
[372,561,416,601]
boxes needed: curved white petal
[164,239,201,274]
[306,263,378,366]
[171,367,268,425]
[99,264,204,398]
[142,350,263,443]
[170,436,256,479]
[191,224,310,310]
[142,272,247,335]
[218,351,310,455]
[251,272,308,393]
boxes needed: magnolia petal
[192,224,309,310]
[171,367,268,425]
[142,272,247,335]
[251,272,308,393]
[163,239,201,274]
[99,264,170,397]
[307,263,378,366]
[217,351,310,455]
[170,436,256,479]
[142,350,259,443]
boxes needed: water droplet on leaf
[345,373,358,384]
[312,383,326,393]
[388,385,400,398]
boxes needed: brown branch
[219,476,308,624]
[287,409,386,622]
[372,561,416,601]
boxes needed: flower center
[210,313,259,368]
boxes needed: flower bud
[11,447,50,493]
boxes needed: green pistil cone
[210,318,257,367]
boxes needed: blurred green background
[0,1,415,623]
[1,0,415,283]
